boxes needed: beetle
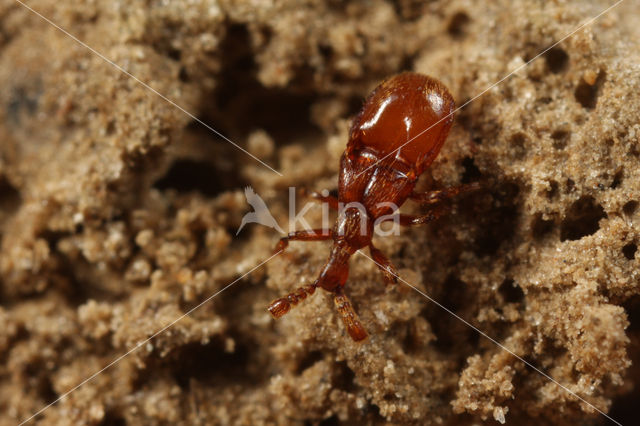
[268,72,478,341]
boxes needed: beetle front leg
[334,289,368,341]
[274,229,333,253]
[369,244,398,285]
[409,182,480,205]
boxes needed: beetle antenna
[268,283,317,318]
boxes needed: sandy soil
[0,0,639,424]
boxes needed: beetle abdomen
[348,72,455,174]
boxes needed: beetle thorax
[333,206,372,252]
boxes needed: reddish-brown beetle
[268,72,477,341]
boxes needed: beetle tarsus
[410,181,481,205]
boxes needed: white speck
[73,212,83,224]
[403,116,412,135]
[493,406,508,424]
[428,93,444,113]
[383,360,396,376]
[374,310,389,325]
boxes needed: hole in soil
[574,71,605,109]
[623,200,638,216]
[318,42,333,60]
[560,196,606,241]
[544,48,569,73]
[333,361,357,392]
[473,183,519,256]
[400,52,417,73]
[425,276,479,359]
[499,279,525,304]
[623,297,640,333]
[461,157,481,184]
[318,415,340,426]
[210,23,322,144]
[622,243,637,260]
[532,214,554,240]
[510,133,527,160]
[296,350,324,374]
[153,159,243,197]
[101,410,127,426]
[551,130,570,150]
[565,179,575,193]
[0,177,21,217]
[546,180,559,200]
[610,388,640,426]
[178,66,189,82]
[24,360,58,404]
[363,403,385,422]
[170,339,252,390]
[611,169,623,189]
[38,375,57,404]
[448,12,470,38]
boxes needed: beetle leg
[334,289,368,341]
[409,182,480,205]
[395,205,448,226]
[369,244,398,285]
[310,191,339,210]
[274,229,333,253]
[268,283,318,318]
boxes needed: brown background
[0,0,638,424]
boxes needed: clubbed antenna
[268,284,317,318]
